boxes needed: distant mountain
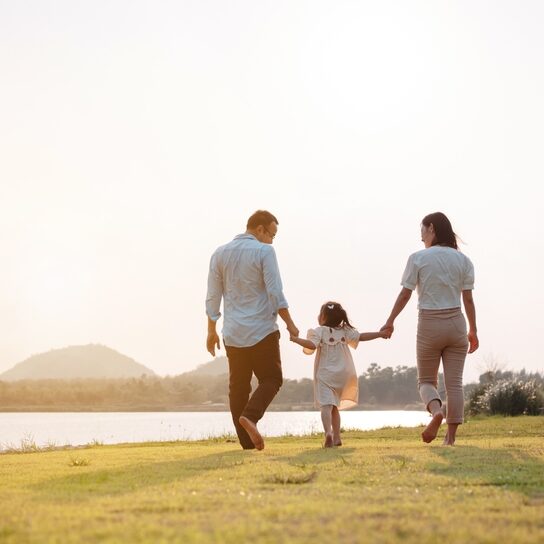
[185,357,228,377]
[0,344,156,381]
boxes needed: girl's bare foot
[239,416,264,450]
[421,412,443,443]
[324,434,333,448]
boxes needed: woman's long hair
[422,212,459,249]
[320,301,354,329]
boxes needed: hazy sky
[1,1,543,384]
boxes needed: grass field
[0,416,543,543]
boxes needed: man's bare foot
[421,412,444,443]
[334,439,342,447]
[239,416,264,450]
[324,434,333,448]
[442,431,455,446]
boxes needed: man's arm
[278,308,299,338]
[206,316,221,357]
[205,253,223,356]
[262,247,299,336]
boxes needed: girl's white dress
[304,325,360,410]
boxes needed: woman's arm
[381,287,413,335]
[462,290,479,353]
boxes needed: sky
[1,1,543,385]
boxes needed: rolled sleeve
[401,254,417,290]
[262,247,289,312]
[205,252,223,321]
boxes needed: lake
[0,410,431,450]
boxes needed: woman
[381,212,479,445]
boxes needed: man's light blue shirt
[206,233,289,348]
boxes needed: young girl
[290,301,389,447]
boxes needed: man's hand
[206,331,221,356]
[287,323,300,338]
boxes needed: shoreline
[0,403,424,413]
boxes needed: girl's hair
[320,301,354,328]
[421,212,459,250]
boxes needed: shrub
[465,383,489,415]
[477,379,544,416]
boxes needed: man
[205,210,299,450]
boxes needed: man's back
[206,233,287,347]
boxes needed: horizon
[1,1,543,386]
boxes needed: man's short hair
[246,210,279,229]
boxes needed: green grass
[0,416,543,543]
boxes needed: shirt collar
[234,233,257,241]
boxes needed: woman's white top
[401,245,475,309]
[304,326,360,410]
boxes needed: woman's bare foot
[239,416,264,450]
[324,434,333,448]
[334,439,342,447]
[421,412,444,443]
[442,424,457,446]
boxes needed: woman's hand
[467,330,479,353]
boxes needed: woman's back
[402,246,474,310]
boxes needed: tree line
[0,363,427,411]
[1,365,541,412]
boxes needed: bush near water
[466,370,544,416]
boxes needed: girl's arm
[289,336,317,351]
[360,330,390,341]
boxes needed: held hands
[380,323,394,338]
[206,331,221,357]
[286,323,300,338]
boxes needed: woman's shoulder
[412,246,462,259]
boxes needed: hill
[184,356,228,377]
[0,344,155,381]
